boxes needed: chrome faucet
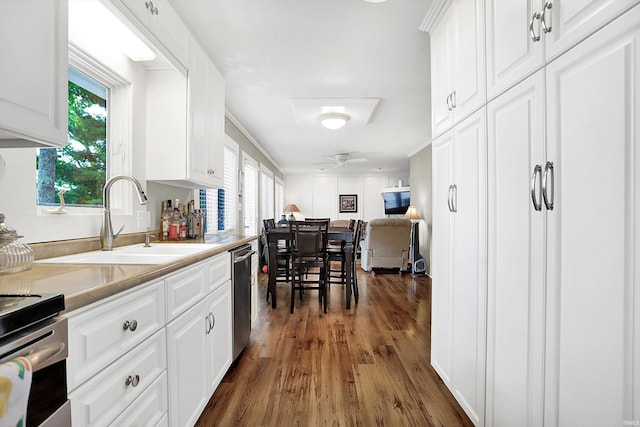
[101,175,148,251]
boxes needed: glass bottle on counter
[160,199,172,241]
[193,209,203,239]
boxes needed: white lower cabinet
[110,372,169,427]
[68,251,234,427]
[69,329,167,426]
[205,283,232,393]
[166,298,211,427]
[167,280,232,427]
[431,108,487,426]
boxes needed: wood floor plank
[195,266,473,427]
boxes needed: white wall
[284,172,409,221]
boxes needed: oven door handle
[24,342,65,371]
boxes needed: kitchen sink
[36,243,220,265]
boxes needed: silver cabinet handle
[529,11,541,42]
[447,185,454,212]
[530,164,542,211]
[145,1,158,15]
[125,374,140,387]
[205,312,215,334]
[451,91,456,109]
[541,1,553,34]
[452,184,458,213]
[446,94,453,111]
[122,320,138,332]
[542,161,554,210]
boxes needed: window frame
[38,43,133,216]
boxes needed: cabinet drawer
[166,262,207,321]
[67,281,165,390]
[70,329,167,426]
[109,371,168,427]
[206,252,231,293]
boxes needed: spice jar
[0,212,33,275]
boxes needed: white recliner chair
[360,218,411,274]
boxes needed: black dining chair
[327,220,362,304]
[289,219,330,313]
[262,219,291,301]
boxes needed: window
[243,154,259,237]
[201,139,238,233]
[260,166,274,226]
[37,67,107,207]
[35,46,133,214]
[275,177,284,220]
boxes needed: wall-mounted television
[382,190,410,215]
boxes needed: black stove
[0,293,65,339]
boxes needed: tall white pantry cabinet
[428,1,640,426]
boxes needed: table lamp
[284,204,300,221]
[404,206,426,276]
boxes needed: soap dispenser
[0,212,33,274]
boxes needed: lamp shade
[284,204,300,214]
[404,205,420,222]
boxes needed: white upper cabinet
[431,0,486,138]
[543,0,640,61]
[485,0,544,100]
[145,35,225,189]
[0,0,68,147]
[187,38,225,188]
[119,0,190,68]
[485,0,640,100]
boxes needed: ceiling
[170,0,433,175]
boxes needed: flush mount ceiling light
[318,112,351,130]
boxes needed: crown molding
[419,0,451,33]
[224,110,283,175]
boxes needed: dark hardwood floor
[196,264,473,427]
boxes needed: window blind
[243,157,259,236]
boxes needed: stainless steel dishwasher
[230,244,254,360]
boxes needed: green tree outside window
[37,76,107,207]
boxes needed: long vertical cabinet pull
[452,184,458,212]
[447,185,454,212]
[541,1,553,34]
[542,161,554,210]
[529,11,542,42]
[531,164,543,211]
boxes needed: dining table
[265,226,355,309]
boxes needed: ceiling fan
[314,153,368,168]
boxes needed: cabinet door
[430,130,455,384]
[187,39,224,188]
[449,109,487,426]
[485,0,544,100]
[543,0,640,61]
[544,6,640,426]
[430,7,455,139]
[119,0,189,67]
[166,299,210,427]
[451,0,486,123]
[205,282,232,394]
[0,0,67,147]
[486,71,546,427]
